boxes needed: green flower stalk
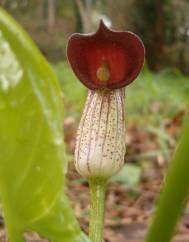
[67,21,145,242]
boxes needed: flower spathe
[75,89,125,178]
[67,20,145,90]
[67,21,145,179]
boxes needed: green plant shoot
[145,116,189,242]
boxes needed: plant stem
[89,179,107,242]
[145,117,189,242]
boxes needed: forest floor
[64,115,189,242]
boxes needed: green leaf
[0,8,89,242]
[111,164,142,189]
[145,116,189,242]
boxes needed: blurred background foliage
[1,0,189,74]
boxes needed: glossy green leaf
[0,8,89,242]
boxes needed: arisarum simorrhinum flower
[67,20,144,242]
[67,21,145,179]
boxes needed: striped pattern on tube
[75,88,126,179]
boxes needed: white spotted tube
[75,88,126,179]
